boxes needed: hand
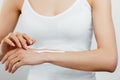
[1,48,46,73]
[0,32,36,58]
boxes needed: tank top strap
[80,0,92,9]
[21,0,32,14]
[21,0,27,13]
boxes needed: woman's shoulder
[3,0,24,12]
[87,0,111,9]
[87,0,93,8]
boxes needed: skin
[0,0,118,74]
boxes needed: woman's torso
[13,0,96,80]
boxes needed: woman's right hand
[0,32,36,57]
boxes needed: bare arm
[0,0,36,60]
[0,0,118,73]
[0,0,22,42]
[0,0,22,58]
[42,0,118,72]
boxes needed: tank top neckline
[25,0,79,19]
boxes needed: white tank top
[13,0,96,80]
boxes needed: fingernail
[24,45,28,49]
[1,61,3,64]
[29,40,33,44]
[19,44,21,48]
[12,43,15,46]
[5,67,7,71]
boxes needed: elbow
[107,57,118,73]
[105,52,118,73]
[105,61,117,73]
[97,48,118,73]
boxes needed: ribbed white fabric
[13,0,96,80]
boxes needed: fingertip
[11,71,14,74]
[2,61,4,64]
[24,45,28,50]
[1,60,4,64]
[32,39,36,43]
[1,61,3,64]
[18,44,22,48]
[11,69,15,74]
[11,72,14,74]
[11,43,15,47]
[5,66,7,71]
[29,40,33,44]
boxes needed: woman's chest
[15,0,93,41]
[28,0,78,16]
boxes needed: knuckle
[16,34,20,37]
[9,32,12,35]
[11,60,14,64]
[20,36,26,41]
[10,61,13,64]
[8,58,11,61]
[4,38,8,42]
[23,33,27,36]
[10,32,14,36]
[23,40,27,44]
[15,32,20,34]
[21,39,26,44]
[9,34,14,38]
[16,32,22,37]
[7,58,10,61]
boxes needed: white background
[0,0,120,80]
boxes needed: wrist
[40,51,65,63]
[32,49,66,63]
[40,52,52,63]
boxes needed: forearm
[44,49,117,72]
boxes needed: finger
[5,53,18,71]
[9,34,22,48]
[8,57,21,72]
[17,35,28,50]
[11,61,25,73]
[5,60,9,71]
[1,49,17,64]
[32,39,36,44]
[22,33,33,45]
[4,38,15,47]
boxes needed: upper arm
[91,0,117,53]
[0,0,22,42]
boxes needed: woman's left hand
[0,48,48,73]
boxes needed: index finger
[1,49,16,64]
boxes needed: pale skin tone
[0,0,118,74]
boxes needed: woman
[0,0,118,80]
